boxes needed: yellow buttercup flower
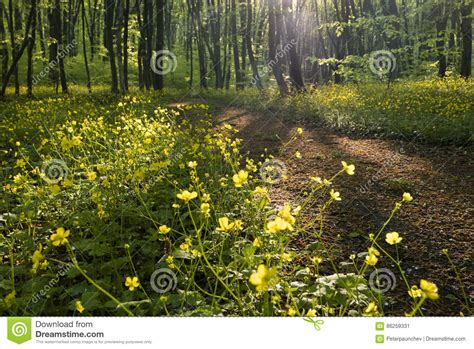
[408,285,423,298]
[177,190,198,202]
[364,302,379,315]
[296,127,303,134]
[306,309,317,317]
[385,232,402,245]
[365,247,380,266]
[188,161,198,169]
[200,203,210,216]
[249,264,277,292]
[402,192,413,202]
[253,237,262,247]
[365,253,378,266]
[216,217,235,232]
[420,279,439,300]
[330,189,341,201]
[278,204,296,225]
[125,276,140,291]
[266,216,293,233]
[86,171,97,181]
[50,227,70,246]
[341,161,355,175]
[49,184,61,195]
[232,170,249,188]
[159,225,171,234]
[75,300,85,313]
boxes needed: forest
[0,0,472,317]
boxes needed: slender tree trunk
[1,2,35,96]
[230,0,242,89]
[81,0,92,92]
[27,0,37,96]
[245,0,262,89]
[460,0,472,78]
[0,0,8,81]
[281,0,305,91]
[268,0,288,96]
[123,0,130,91]
[105,0,118,92]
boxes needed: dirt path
[210,103,473,316]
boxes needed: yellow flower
[176,190,198,202]
[125,276,140,291]
[420,279,439,300]
[312,256,323,265]
[253,237,262,248]
[232,170,249,188]
[200,203,210,216]
[188,161,198,169]
[278,204,296,225]
[306,309,317,317]
[368,247,380,256]
[408,285,423,298]
[364,302,379,315]
[296,127,303,134]
[341,161,355,175]
[287,307,297,316]
[282,253,293,262]
[16,159,26,168]
[49,184,61,195]
[50,227,70,246]
[249,264,277,292]
[86,171,97,181]
[159,225,171,234]
[365,252,378,266]
[266,216,293,233]
[253,186,267,195]
[385,232,402,245]
[75,300,85,313]
[402,192,413,202]
[295,151,302,159]
[31,244,44,273]
[216,217,235,232]
[330,189,341,201]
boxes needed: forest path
[173,99,473,315]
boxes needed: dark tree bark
[230,0,242,89]
[27,0,37,96]
[460,0,472,78]
[153,0,165,90]
[268,0,288,95]
[245,0,262,89]
[1,2,35,96]
[281,0,305,91]
[0,0,8,81]
[104,0,118,92]
[81,0,92,92]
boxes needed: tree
[460,0,472,78]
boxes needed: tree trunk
[268,0,288,95]
[460,0,472,78]
[27,0,37,96]
[281,0,305,91]
[105,0,118,92]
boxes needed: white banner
[2,317,472,348]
